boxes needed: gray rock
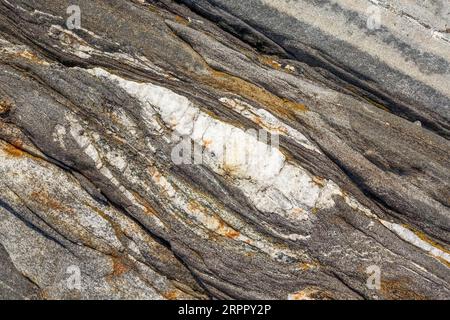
[0,0,448,300]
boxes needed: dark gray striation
[0,0,449,300]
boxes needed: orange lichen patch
[2,143,25,157]
[1,140,39,160]
[38,289,50,299]
[345,85,390,113]
[187,200,240,238]
[436,257,450,268]
[16,50,49,65]
[84,202,125,242]
[217,220,240,239]
[250,115,264,126]
[201,138,212,148]
[283,98,308,113]
[289,287,333,300]
[403,224,450,256]
[147,166,162,183]
[312,176,325,188]
[84,201,105,217]
[250,114,288,135]
[30,190,66,211]
[131,191,171,229]
[288,290,313,300]
[11,138,24,149]
[298,262,314,271]
[298,261,319,271]
[111,256,130,277]
[108,111,121,124]
[221,163,240,176]
[224,228,240,239]
[298,263,311,271]
[132,191,158,216]
[380,278,427,300]
[272,125,288,136]
[164,290,180,300]
[258,55,282,70]
[146,166,177,198]
[401,225,450,267]
[200,70,308,120]
[187,200,206,214]
[0,99,13,114]
[174,15,189,25]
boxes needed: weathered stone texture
[0,0,448,299]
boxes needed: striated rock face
[0,0,448,300]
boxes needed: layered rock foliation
[0,0,449,300]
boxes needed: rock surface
[0,0,449,300]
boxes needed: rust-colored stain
[289,291,307,300]
[187,200,203,213]
[251,115,264,126]
[402,224,450,267]
[174,15,189,25]
[218,220,240,239]
[312,176,325,188]
[224,228,240,239]
[148,166,162,184]
[85,202,125,241]
[258,56,282,70]
[164,290,180,300]
[111,256,130,277]
[16,50,48,65]
[3,143,25,157]
[408,226,450,254]
[298,262,312,271]
[38,289,49,299]
[11,139,24,149]
[289,287,334,300]
[31,190,66,211]
[380,278,427,300]
[201,138,212,148]
[298,261,319,271]
[199,69,308,120]
[132,191,158,216]
[436,256,450,268]
[0,99,13,114]
[345,85,390,113]
[187,200,240,239]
